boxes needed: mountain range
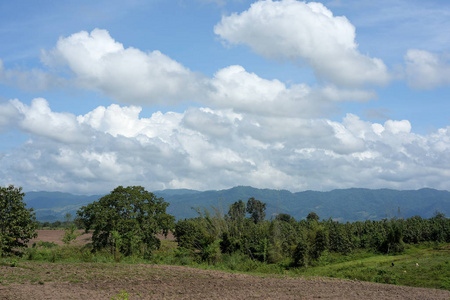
[24,186,450,222]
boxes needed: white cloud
[4,28,379,121]
[384,119,411,134]
[404,49,450,89]
[8,98,89,144]
[39,29,375,117]
[42,29,206,105]
[77,104,182,138]
[209,65,376,117]
[1,99,450,194]
[214,0,390,87]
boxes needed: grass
[294,244,450,290]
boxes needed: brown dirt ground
[1,230,447,299]
[1,263,450,300]
[28,229,175,247]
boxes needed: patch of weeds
[9,259,18,267]
[32,241,58,249]
[0,258,18,267]
[373,269,398,284]
[111,290,129,300]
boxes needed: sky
[1,0,450,195]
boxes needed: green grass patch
[295,244,450,290]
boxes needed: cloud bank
[1,98,450,194]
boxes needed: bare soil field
[1,230,446,299]
[1,262,450,300]
[28,229,174,246]
[28,229,93,246]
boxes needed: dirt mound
[1,262,449,299]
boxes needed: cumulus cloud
[214,0,390,87]
[404,49,450,89]
[1,99,450,194]
[37,29,373,115]
[209,65,376,117]
[41,29,206,105]
[31,26,376,118]
[3,98,89,144]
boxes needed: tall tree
[246,197,266,224]
[77,186,174,258]
[0,185,37,256]
[228,200,246,222]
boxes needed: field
[1,230,449,299]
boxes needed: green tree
[174,218,208,251]
[326,219,353,254]
[228,200,246,222]
[0,185,37,256]
[62,224,79,245]
[306,212,320,222]
[77,186,174,257]
[308,225,329,260]
[246,197,266,224]
[226,200,246,243]
[275,213,294,223]
[293,228,308,267]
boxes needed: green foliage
[379,219,405,254]
[147,196,450,290]
[0,185,37,256]
[173,247,193,265]
[228,200,246,222]
[220,232,241,254]
[174,218,208,251]
[246,197,266,224]
[326,219,353,254]
[111,290,129,300]
[309,225,328,260]
[240,219,270,261]
[201,239,222,264]
[32,241,58,249]
[77,186,174,258]
[275,213,294,223]
[293,231,308,267]
[62,225,80,245]
[306,212,320,222]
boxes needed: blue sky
[1,0,450,194]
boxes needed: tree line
[1,184,449,266]
[174,198,449,267]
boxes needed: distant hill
[24,191,103,222]
[24,186,450,222]
[158,186,450,221]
